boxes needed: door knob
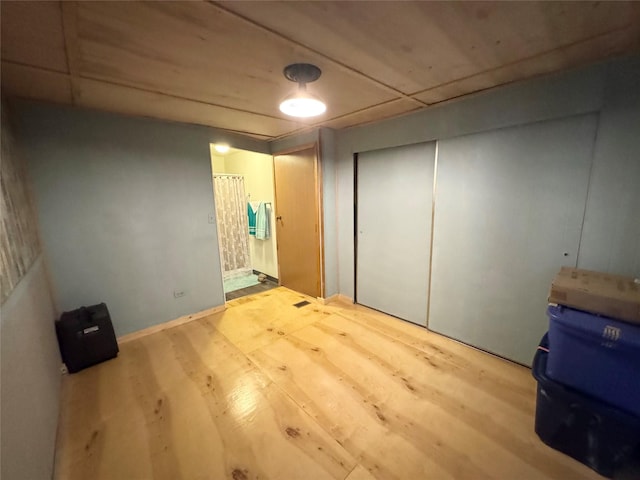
[276,216,282,221]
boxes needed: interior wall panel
[356,142,435,325]
[0,102,42,302]
[429,114,597,365]
[15,102,226,337]
[1,103,60,480]
[577,57,640,277]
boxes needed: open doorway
[210,145,279,301]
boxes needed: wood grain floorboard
[54,287,601,479]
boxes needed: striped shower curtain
[213,175,251,278]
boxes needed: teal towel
[247,203,256,236]
[256,202,270,240]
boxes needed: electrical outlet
[173,290,185,298]
[208,213,216,224]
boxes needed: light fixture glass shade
[214,143,230,154]
[279,88,326,118]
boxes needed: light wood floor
[54,287,601,480]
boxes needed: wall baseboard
[318,294,354,305]
[118,304,226,344]
[337,294,354,304]
[316,295,336,305]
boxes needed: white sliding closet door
[429,114,597,365]
[356,142,435,326]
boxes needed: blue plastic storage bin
[547,304,640,417]
[532,334,640,478]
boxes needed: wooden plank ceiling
[2,1,639,140]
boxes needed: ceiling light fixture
[279,63,326,118]
[214,143,230,154]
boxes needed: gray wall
[1,105,61,480]
[577,60,640,276]
[1,257,60,480]
[319,128,338,297]
[270,129,319,155]
[13,102,250,336]
[335,55,640,299]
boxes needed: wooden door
[273,146,321,298]
[356,142,436,326]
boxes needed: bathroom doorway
[210,145,279,300]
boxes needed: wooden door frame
[272,142,325,299]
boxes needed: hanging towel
[247,202,256,236]
[256,202,271,240]
[249,201,260,214]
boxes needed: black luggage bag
[56,303,119,373]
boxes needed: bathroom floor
[225,278,278,301]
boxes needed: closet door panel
[356,142,435,326]
[429,114,597,365]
